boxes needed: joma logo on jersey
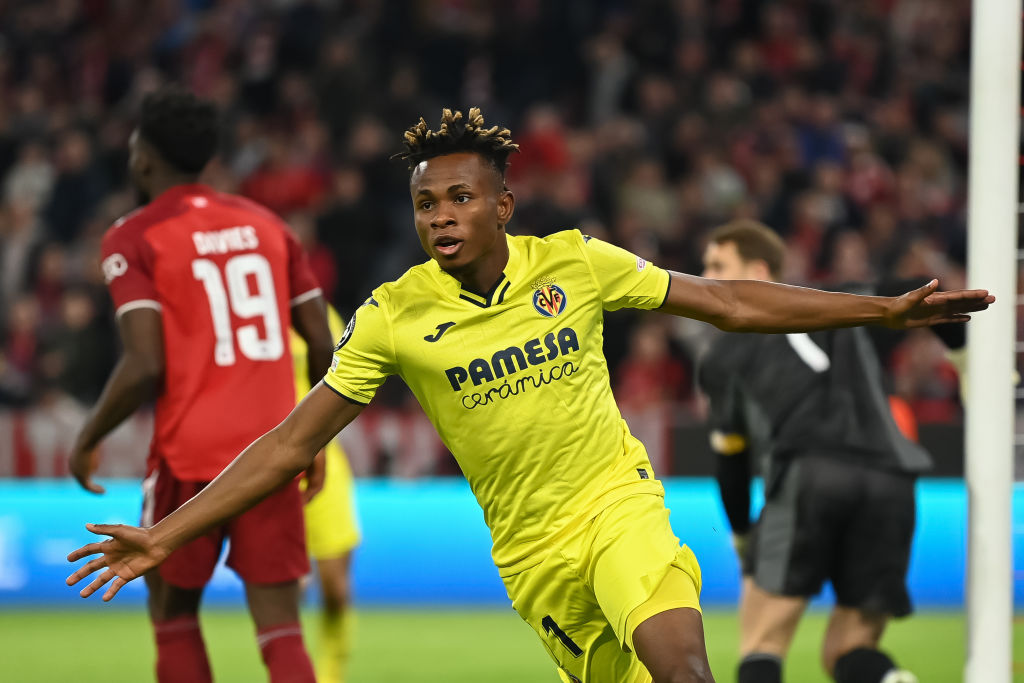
[445,327,580,391]
[532,284,567,317]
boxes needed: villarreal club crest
[532,280,567,318]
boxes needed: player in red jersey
[68,88,334,683]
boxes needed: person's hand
[66,523,167,601]
[301,449,326,505]
[884,280,994,329]
[69,443,105,495]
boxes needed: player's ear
[497,188,515,229]
[750,259,773,282]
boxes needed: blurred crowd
[0,0,985,475]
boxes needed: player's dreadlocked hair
[398,107,519,177]
[138,86,219,175]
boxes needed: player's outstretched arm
[659,273,994,333]
[67,382,363,601]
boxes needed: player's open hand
[66,523,167,601]
[69,445,105,495]
[884,280,995,329]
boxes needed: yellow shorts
[303,441,360,560]
[501,493,702,683]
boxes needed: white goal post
[965,0,1021,681]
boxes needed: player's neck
[446,235,510,296]
[147,173,202,201]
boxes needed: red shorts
[141,459,309,589]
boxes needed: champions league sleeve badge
[334,312,356,350]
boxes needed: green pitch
[1,608,1020,681]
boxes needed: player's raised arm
[659,272,994,333]
[67,383,363,601]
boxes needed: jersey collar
[430,233,524,308]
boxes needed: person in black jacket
[698,220,924,683]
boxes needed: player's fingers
[67,540,110,562]
[103,576,128,602]
[86,522,126,538]
[83,477,106,495]
[80,567,117,598]
[933,314,972,325]
[912,279,939,300]
[926,289,993,305]
[66,556,111,585]
[898,280,938,311]
[936,301,989,316]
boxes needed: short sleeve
[100,224,160,317]
[284,226,323,306]
[322,293,398,404]
[579,235,671,311]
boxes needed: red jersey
[100,184,321,480]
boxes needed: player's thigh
[227,479,310,584]
[738,577,808,657]
[833,468,915,617]
[304,444,361,560]
[631,607,713,683]
[752,457,847,598]
[144,570,205,621]
[584,494,703,654]
[502,551,650,683]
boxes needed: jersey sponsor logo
[444,327,580,392]
[446,328,582,409]
[636,256,647,271]
[424,321,456,342]
[335,312,356,351]
[532,284,567,317]
[191,225,260,255]
[101,253,128,283]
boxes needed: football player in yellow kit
[69,108,993,683]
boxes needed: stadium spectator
[0,0,984,472]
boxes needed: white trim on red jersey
[289,287,323,307]
[115,299,163,318]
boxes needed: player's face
[702,241,767,281]
[410,152,515,278]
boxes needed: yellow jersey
[324,230,671,575]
